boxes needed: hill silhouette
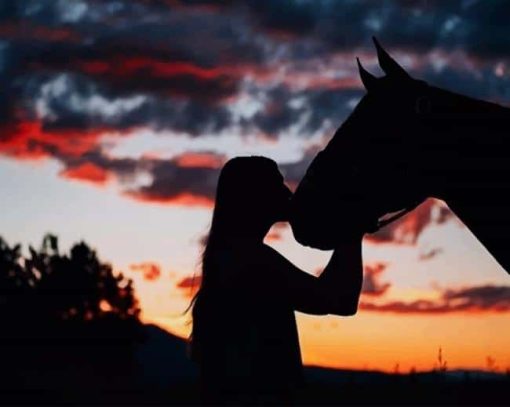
[135,324,198,386]
[132,325,510,405]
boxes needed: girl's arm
[262,234,364,316]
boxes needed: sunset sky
[1,0,510,373]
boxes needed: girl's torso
[196,244,304,402]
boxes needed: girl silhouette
[189,156,364,404]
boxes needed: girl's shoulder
[214,243,281,278]
[214,242,275,262]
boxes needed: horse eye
[415,96,431,115]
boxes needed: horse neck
[420,88,510,203]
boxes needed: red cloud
[1,118,220,207]
[264,222,289,242]
[34,56,241,102]
[265,231,282,242]
[174,152,225,169]
[0,119,111,160]
[0,21,81,43]
[30,51,357,107]
[59,163,111,185]
[176,275,202,298]
[176,275,202,289]
[125,191,214,207]
[130,262,162,281]
[75,58,231,81]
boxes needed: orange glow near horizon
[147,308,510,374]
[129,217,510,375]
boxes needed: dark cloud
[360,284,510,314]
[244,0,319,38]
[26,72,234,135]
[362,262,391,296]
[418,247,443,261]
[245,85,362,139]
[457,0,510,58]
[243,0,510,59]
[443,285,510,312]
[21,42,241,102]
[58,149,140,184]
[51,148,225,204]
[2,0,510,220]
[124,153,224,206]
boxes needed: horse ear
[357,58,377,91]
[373,37,410,79]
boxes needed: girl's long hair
[188,156,278,362]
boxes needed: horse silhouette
[290,37,510,275]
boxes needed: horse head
[290,38,438,250]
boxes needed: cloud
[360,284,510,314]
[48,148,224,206]
[366,199,455,245]
[280,143,325,188]
[443,285,510,312]
[244,85,362,139]
[44,55,241,102]
[264,223,289,243]
[3,0,510,237]
[0,20,82,43]
[23,71,235,136]
[176,275,202,289]
[0,119,112,160]
[124,153,224,206]
[175,271,510,314]
[130,262,162,281]
[362,262,391,296]
[176,274,202,297]
[418,247,443,261]
[59,162,111,184]
[265,231,282,242]
[245,0,319,39]
[174,152,225,169]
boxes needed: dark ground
[1,324,508,406]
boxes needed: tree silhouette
[0,237,36,325]
[25,234,140,322]
[0,233,140,326]
[0,234,143,403]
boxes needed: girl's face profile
[264,170,292,223]
[217,157,292,226]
